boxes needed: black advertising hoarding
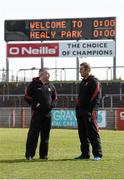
[4,17,116,41]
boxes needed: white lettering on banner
[52,110,77,127]
[53,110,76,121]
[21,47,56,55]
[9,47,20,55]
[52,110,106,128]
[59,40,115,57]
[7,43,59,57]
[120,112,124,120]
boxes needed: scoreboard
[4,17,116,41]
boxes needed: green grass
[0,128,124,179]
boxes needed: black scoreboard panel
[4,17,116,41]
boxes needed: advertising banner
[59,41,115,57]
[116,109,124,130]
[97,110,106,128]
[7,43,59,57]
[7,41,115,58]
[51,109,106,128]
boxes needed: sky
[0,0,124,81]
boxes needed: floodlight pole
[76,57,79,80]
[41,41,44,69]
[6,42,9,82]
[41,57,44,69]
[113,39,116,80]
[113,56,116,80]
[6,57,9,82]
[113,18,116,80]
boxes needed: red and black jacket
[77,75,100,112]
[24,77,57,113]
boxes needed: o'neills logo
[7,43,59,57]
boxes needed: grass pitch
[0,128,124,179]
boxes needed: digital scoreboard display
[4,17,116,41]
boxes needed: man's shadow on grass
[0,158,76,163]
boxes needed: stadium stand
[0,81,124,108]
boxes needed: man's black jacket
[24,77,57,113]
[77,75,100,112]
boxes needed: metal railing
[1,93,124,109]
[0,94,78,108]
[1,66,124,82]
[102,94,124,108]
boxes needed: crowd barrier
[0,107,124,130]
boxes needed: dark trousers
[76,108,102,158]
[25,111,51,158]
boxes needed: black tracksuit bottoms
[76,108,102,158]
[25,111,51,159]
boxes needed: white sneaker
[93,156,101,161]
[26,156,32,160]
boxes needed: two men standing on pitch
[24,63,102,161]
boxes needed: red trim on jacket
[24,87,32,100]
[90,83,100,101]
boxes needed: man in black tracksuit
[75,62,102,161]
[24,68,57,160]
